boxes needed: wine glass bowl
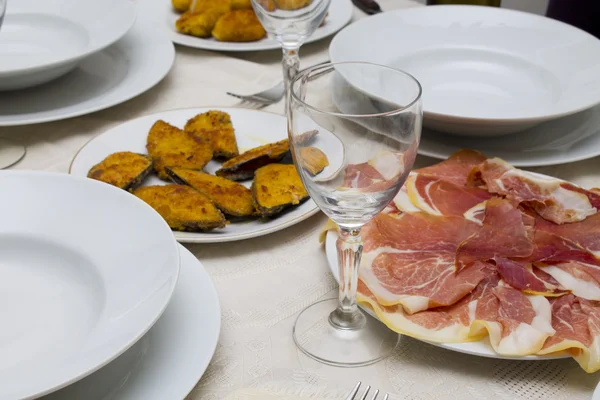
[288,62,422,367]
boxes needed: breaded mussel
[146,120,213,180]
[252,163,308,217]
[184,110,239,159]
[134,185,226,231]
[87,151,152,191]
[167,167,255,217]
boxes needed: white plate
[69,107,320,243]
[329,6,600,136]
[324,230,569,360]
[419,104,600,167]
[0,0,136,90]
[0,171,180,400]
[0,15,174,127]
[157,0,353,52]
[42,245,220,400]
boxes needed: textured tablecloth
[4,0,600,399]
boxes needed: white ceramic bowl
[0,171,179,400]
[330,6,600,136]
[0,0,136,91]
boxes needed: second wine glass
[251,0,331,104]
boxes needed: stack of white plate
[0,171,220,400]
[329,5,600,167]
[0,0,175,127]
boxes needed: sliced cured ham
[537,262,600,301]
[472,284,555,355]
[357,274,499,343]
[392,176,421,213]
[359,212,484,313]
[535,212,600,257]
[538,295,600,372]
[455,198,534,272]
[470,158,597,224]
[415,149,487,187]
[405,173,491,217]
[494,258,567,296]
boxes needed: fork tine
[360,385,371,400]
[382,394,389,400]
[346,382,362,400]
[226,92,245,100]
[369,389,380,400]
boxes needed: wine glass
[288,62,422,367]
[0,0,26,169]
[251,0,330,105]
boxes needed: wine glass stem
[282,46,300,110]
[329,227,366,330]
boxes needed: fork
[226,60,330,108]
[345,382,390,400]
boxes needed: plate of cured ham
[324,150,600,371]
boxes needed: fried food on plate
[184,110,239,159]
[88,152,153,191]
[299,147,329,176]
[134,185,226,231]
[275,0,312,10]
[167,167,256,217]
[189,0,231,14]
[172,0,192,12]
[252,163,309,217]
[146,120,213,180]
[212,9,266,42]
[216,139,289,181]
[176,10,222,37]
[230,0,253,10]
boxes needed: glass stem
[329,226,366,330]
[282,46,300,111]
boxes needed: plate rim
[0,17,175,127]
[329,5,600,124]
[0,170,181,400]
[160,0,354,52]
[324,227,568,360]
[1,0,137,76]
[68,106,321,244]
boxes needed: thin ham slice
[535,212,600,257]
[415,149,487,187]
[405,173,491,217]
[455,198,535,272]
[360,212,485,313]
[495,258,568,296]
[538,295,600,372]
[470,158,597,224]
[357,273,499,343]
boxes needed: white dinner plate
[420,104,600,167]
[69,107,320,243]
[329,6,600,136]
[324,230,569,360]
[0,15,175,126]
[156,0,353,52]
[42,245,220,400]
[0,171,180,400]
[0,0,136,90]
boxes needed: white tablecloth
[4,1,600,399]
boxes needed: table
[4,1,600,399]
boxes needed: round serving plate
[0,0,136,91]
[329,6,600,136]
[70,107,320,243]
[0,171,180,400]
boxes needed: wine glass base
[292,298,399,367]
[0,138,26,169]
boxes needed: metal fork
[345,382,390,400]
[226,60,330,108]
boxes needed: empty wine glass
[289,62,422,366]
[251,0,330,105]
[0,0,26,169]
